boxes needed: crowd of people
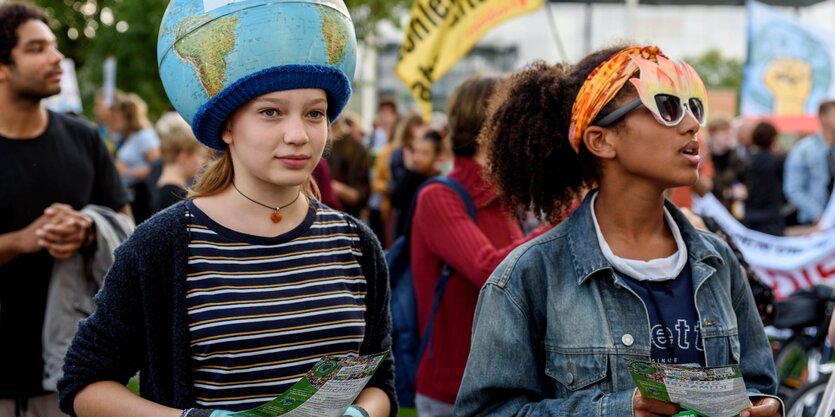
[670,99,835,238]
[6,0,835,416]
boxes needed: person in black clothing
[0,3,130,415]
[390,130,444,238]
[744,121,786,236]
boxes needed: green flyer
[230,352,388,417]
[628,361,752,417]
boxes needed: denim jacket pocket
[729,335,741,363]
[545,350,609,393]
[701,324,740,365]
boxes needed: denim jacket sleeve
[721,241,779,397]
[714,236,783,413]
[783,140,825,222]
[454,280,634,417]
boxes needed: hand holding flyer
[229,352,387,417]
[628,361,753,417]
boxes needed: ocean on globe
[157,0,357,128]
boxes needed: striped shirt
[185,201,367,410]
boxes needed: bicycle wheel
[784,377,829,417]
[776,338,810,397]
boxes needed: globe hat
[157,0,357,150]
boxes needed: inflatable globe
[157,0,357,148]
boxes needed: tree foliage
[36,0,169,119]
[685,48,743,90]
[34,0,407,121]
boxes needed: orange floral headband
[567,46,665,153]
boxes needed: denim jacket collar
[566,191,724,287]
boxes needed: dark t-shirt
[154,183,187,213]
[745,151,786,224]
[619,264,706,366]
[0,111,129,398]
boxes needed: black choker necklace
[232,183,301,223]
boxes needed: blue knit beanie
[192,64,351,150]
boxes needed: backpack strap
[412,176,477,362]
[402,176,476,240]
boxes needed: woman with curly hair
[454,46,781,417]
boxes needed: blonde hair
[189,150,321,200]
[341,110,361,129]
[156,112,203,164]
[115,92,152,134]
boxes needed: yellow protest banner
[396,0,543,118]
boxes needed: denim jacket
[454,195,778,417]
[784,134,832,224]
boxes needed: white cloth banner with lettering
[693,193,835,298]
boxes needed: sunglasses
[594,94,707,128]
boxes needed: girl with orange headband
[454,46,781,417]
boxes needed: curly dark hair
[0,2,48,65]
[479,45,636,223]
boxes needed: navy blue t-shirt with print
[619,263,705,366]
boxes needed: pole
[360,35,377,134]
[626,0,639,40]
[584,1,593,55]
[546,1,569,61]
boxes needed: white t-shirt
[590,192,687,281]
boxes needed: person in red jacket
[409,75,552,416]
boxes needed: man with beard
[0,3,129,416]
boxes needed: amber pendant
[271,210,283,223]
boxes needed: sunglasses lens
[654,94,683,124]
[688,98,705,124]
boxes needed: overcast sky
[380,0,835,68]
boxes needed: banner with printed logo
[693,193,835,298]
[740,1,835,131]
[396,0,542,119]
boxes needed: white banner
[693,193,835,298]
[102,57,116,107]
[44,58,82,114]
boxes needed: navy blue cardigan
[58,202,396,416]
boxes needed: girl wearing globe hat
[57,1,394,417]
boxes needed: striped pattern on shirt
[185,201,366,410]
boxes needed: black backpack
[385,176,476,407]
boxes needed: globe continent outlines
[315,5,350,66]
[173,14,239,97]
